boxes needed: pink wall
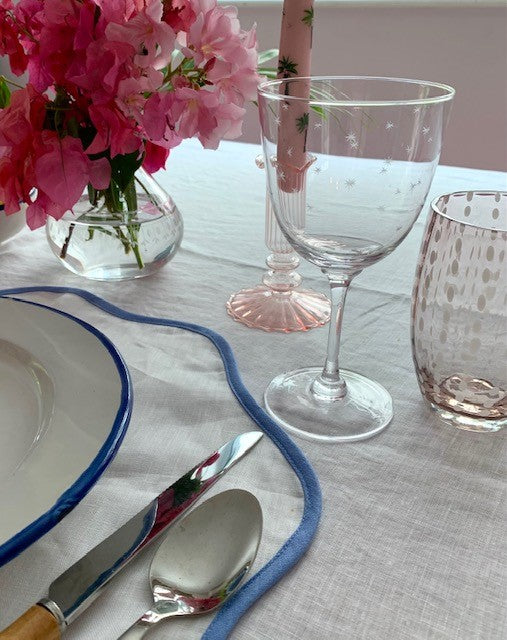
[238,4,507,171]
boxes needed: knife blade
[0,431,263,639]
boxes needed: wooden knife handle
[0,605,60,640]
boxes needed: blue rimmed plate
[0,297,132,566]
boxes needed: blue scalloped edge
[0,295,133,567]
[0,286,322,640]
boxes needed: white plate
[0,297,132,566]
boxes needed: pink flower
[142,141,170,174]
[175,86,218,143]
[162,0,196,33]
[94,0,139,26]
[0,86,47,213]
[0,1,29,75]
[142,91,183,148]
[174,85,246,149]
[206,58,259,106]
[0,0,258,229]
[106,0,176,70]
[87,103,142,158]
[70,39,135,104]
[35,132,111,213]
[26,192,67,230]
[116,77,149,121]
[185,1,241,66]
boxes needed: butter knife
[0,431,263,640]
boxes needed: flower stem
[123,178,144,270]
[60,223,75,259]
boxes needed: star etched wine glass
[259,76,454,442]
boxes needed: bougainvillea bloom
[0,0,259,228]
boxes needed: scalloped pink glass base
[226,285,331,333]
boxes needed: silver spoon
[117,489,262,639]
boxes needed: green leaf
[296,112,309,134]
[257,67,278,79]
[110,151,144,192]
[277,56,298,77]
[310,105,327,119]
[258,49,279,66]
[302,8,314,27]
[181,58,195,72]
[0,76,11,109]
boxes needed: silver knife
[0,431,263,639]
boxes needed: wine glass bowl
[258,76,454,442]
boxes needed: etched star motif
[279,170,286,181]
[274,116,281,125]
[385,121,394,130]
[427,137,433,143]
[410,182,418,191]
[384,157,393,165]
[345,178,356,189]
[287,146,293,157]
[379,166,388,174]
[314,121,323,129]
[292,187,299,193]
[349,140,359,149]
[422,126,430,135]
[313,166,321,174]
[345,132,357,143]
[405,145,413,155]
[413,106,421,114]
[281,103,289,111]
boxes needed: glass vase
[46,169,183,281]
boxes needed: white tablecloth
[0,140,506,639]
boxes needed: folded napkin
[0,286,321,640]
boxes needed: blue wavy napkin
[0,285,322,639]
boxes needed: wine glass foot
[264,367,393,442]
[226,285,330,333]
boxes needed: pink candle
[277,0,314,191]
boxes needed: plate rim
[0,296,133,566]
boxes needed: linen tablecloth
[1,139,506,639]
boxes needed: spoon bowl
[118,489,262,638]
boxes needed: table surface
[0,139,506,640]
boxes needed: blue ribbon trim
[0,286,322,639]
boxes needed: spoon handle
[117,621,151,640]
[117,601,180,639]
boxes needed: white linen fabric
[0,140,506,640]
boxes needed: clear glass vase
[46,169,183,281]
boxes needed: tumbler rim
[258,76,455,107]
[431,191,507,233]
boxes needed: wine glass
[258,76,454,442]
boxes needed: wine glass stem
[311,277,351,400]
